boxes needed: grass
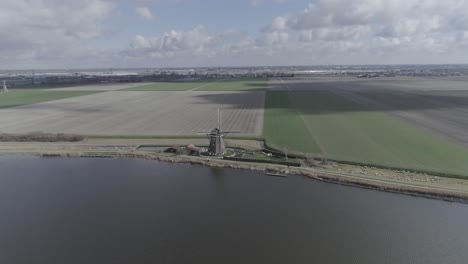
[0,90,99,109]
[124,79,268,91]
[264,90,468,176]
[263,91,322,153]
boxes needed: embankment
[37,151,468,204]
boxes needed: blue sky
[1,0,468,69]
[102,0,305,46]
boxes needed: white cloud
[262,16,287,32]
[250,0,290,7]
[262,0,468,60]
[257,31,289,46]
[2,0,468,68]
[0,0,115,68]
[125,26,219,59]
[135,7,154,20]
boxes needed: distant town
[1,64,468,88]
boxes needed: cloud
[256,31,288,46]
[2,0,468,68]
[262,16,287,32]
[263,0,468,58]
[0,0,115,68]
[135,7,154,20]
[250,0,290,7]
[125,26,219,59]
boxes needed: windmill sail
[197,108,242,155]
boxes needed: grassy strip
[224,156,301,167]
[263,142,468,180]
[87,134,263,140]
[0,132,85,142]
[264,90,468,177]
[0,90,99,109]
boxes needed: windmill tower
[199,109,240,156]
[2,80,8,93]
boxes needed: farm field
[126,79,268,91]
[335,88,468,148]
[289,77,468,149]
[44,82,154,91]
[3,77,468,176]
[124,81,216,91]
[0,91,265,136]
[0,90,99,109]
[198,79,268,91]
[264,89,468,176]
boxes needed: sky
[1,0,468,69]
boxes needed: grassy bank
[32,151,468,203]
[0,132,85,142]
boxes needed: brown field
[0,91,265,136]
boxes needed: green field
[0,90,99,109]
[264,90,468,176]
[126,79,268,91]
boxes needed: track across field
[126,79,268,91]
[264,90,468,176]
[125,82,215,91]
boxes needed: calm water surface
[0,156,467,264]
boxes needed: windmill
[2,80,8,93]
[198,108,240,156]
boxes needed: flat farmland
[335,89,468,148]
[199,79,268,91]
[0,91,265,136]
[126,79,268,91]
[124,82,216,91]
[0,90,99,109]
[264,89,468,176]
[271,76,468,148]
[45,82,155,91]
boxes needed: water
[0,156,467,264]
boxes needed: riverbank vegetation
[0,132,85,142]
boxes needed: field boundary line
[188,82,216,91]
[279,79,326,154]
[327,88,408,166]
[329,88,450,168]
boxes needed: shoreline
[32,150,468,204]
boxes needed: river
[0,156,467,264]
